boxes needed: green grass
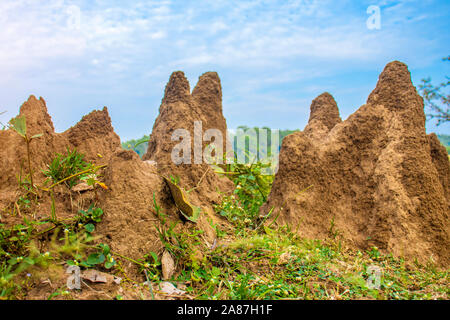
[0,150,448,300]
[174,226,448,300]
[42,148,93,189]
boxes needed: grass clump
[42,148,93,189]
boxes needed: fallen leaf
[161,250,175,280]
[81,269,114,284]
[72,182,94,193]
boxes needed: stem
[87,244,146,267]
[25,137,34,187]
[50,190,57,222]
[144,270,155,300]
[42,165,107,191]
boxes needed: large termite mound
[95,150,173,275]
[0,96,121,207]
[0,95,185,286]
[0,72,234,276]
[95,72,237,270]
[143,71,234,227]
[261,61,450,267]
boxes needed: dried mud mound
[0,73,234,278]
[261,61,450,266]
[0,96,121,206]
[143,71,234,226]
[96,150,172,275]
[96,72,237,272]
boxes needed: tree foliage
[419,56,450,126]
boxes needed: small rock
[159,282,186,296]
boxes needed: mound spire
[261,61,450,267]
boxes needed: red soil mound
[0,71,234,278]
[143,71,234,234]
[261,61,450,266]
[0,96,120,207]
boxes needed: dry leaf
[81,270,113,284]
[161,250,175,280]
[72,182,94,193]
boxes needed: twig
[187,167,210,193]
[14,202,22,217]
[81,279,113,299]
[41,165,107,191]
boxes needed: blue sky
[0,0,449,141]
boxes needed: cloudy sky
[0,0,449,141]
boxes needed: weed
[78,205,103,224]
[8,115,42,188]
[214,160,273,232]
[42,148,93,189]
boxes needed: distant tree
[419,56,450,126]
[122,135,149,157]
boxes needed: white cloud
[0,0,448,136]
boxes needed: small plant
[8,115,42,187]
[78,205,104,224]
[368,246,381,260]
[328,217,340,239]
[43,148,93,189]
[80,173,108,190]
[0,222,53,299]
[214,159,274,231]
[139,251,161,280]
[67,243,116,269]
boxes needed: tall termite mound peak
[19,95,55,136]
[303,92,342,140]
[192,72,224,118]
[261,61,450,267]
[143,71,234,226]
[0,95,121,208]
[64,107,121,163]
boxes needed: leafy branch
[419,56,450,126]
